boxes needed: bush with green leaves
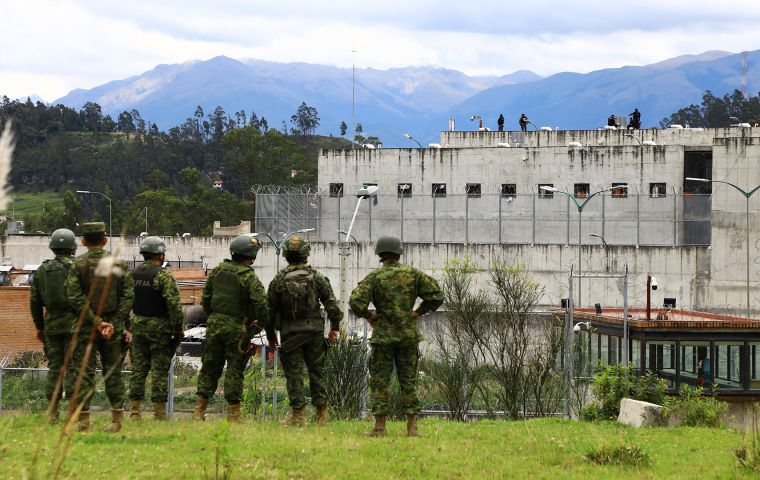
[580,363,667,421]
[663,385,728,427]
[324,337,369,419]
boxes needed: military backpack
[279,267,320,323]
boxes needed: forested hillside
[0,97,347,235]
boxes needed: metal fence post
[564,267,574,419]
[261,344,267,418]
[0,366,4,415]
[167,357,175,419]
[368,197,373,242]
[272,349,278,418]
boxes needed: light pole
[541,185,627,307]
[252,228,316,273]
[687,177,760,318]
[402,133,423,149]
[76,190,112,252]
[589,233,608,248]
[623,133,643,147]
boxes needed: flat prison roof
[561,307,760,330]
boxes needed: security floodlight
[573,321,591,333]
[540,186,558,193]
[356,185,379,199]
[403,133,413,139]
[297,228,315,234]
[650,277,658,290]
[685,177,709,183]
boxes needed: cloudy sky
[3,0,760,101]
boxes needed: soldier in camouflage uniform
[66,221,134,432]
[349,235,443,437]
[266,236,342,426]
[194,235,268,422]
[29,228,78,424]
[127,237,184,421]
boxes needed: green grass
[0,416,753,479]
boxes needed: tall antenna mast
[352,49,356,152]
[741,51,749,96]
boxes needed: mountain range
[49,49,756,145]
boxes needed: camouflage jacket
[65,247,134,333]
[202,259,268,330]
[130,261,184,341]
[29,255,77,334]
[266,262,343,337]
[349,261,443,345]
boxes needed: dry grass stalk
[0,120,14,211]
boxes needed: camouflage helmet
[230,235,262,259]
[139,236,166,255]
[49,228,76,251]
[282,235,310,258]
[375,235,403,256]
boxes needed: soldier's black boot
[406,414,419,437]
[365,415,387,437]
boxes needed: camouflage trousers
[196,321,247,404]
[44,332,74,401]
[72,327,126,410]
[280,333,328,410]
[128,332,175,403]
[369,342,420,416]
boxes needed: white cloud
[1,0,759,100]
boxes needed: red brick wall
[0,284,205,362]
[0,287,42,360]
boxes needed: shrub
[581,364,667,421]
[663,385,728,427]
[324,337,369,419]
[633,371,667,405]
[585,444,650,467]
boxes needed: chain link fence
[255,191,712,246]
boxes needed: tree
[117,111,135,136]
[222,127,314,196]
[355,123,363,134]
[290,102,320,136]
[80,102,103,131]
[339,121,348,136]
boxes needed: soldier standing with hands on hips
[266,236,342,426]
[350,235,443,437]
[127,237,184,421]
